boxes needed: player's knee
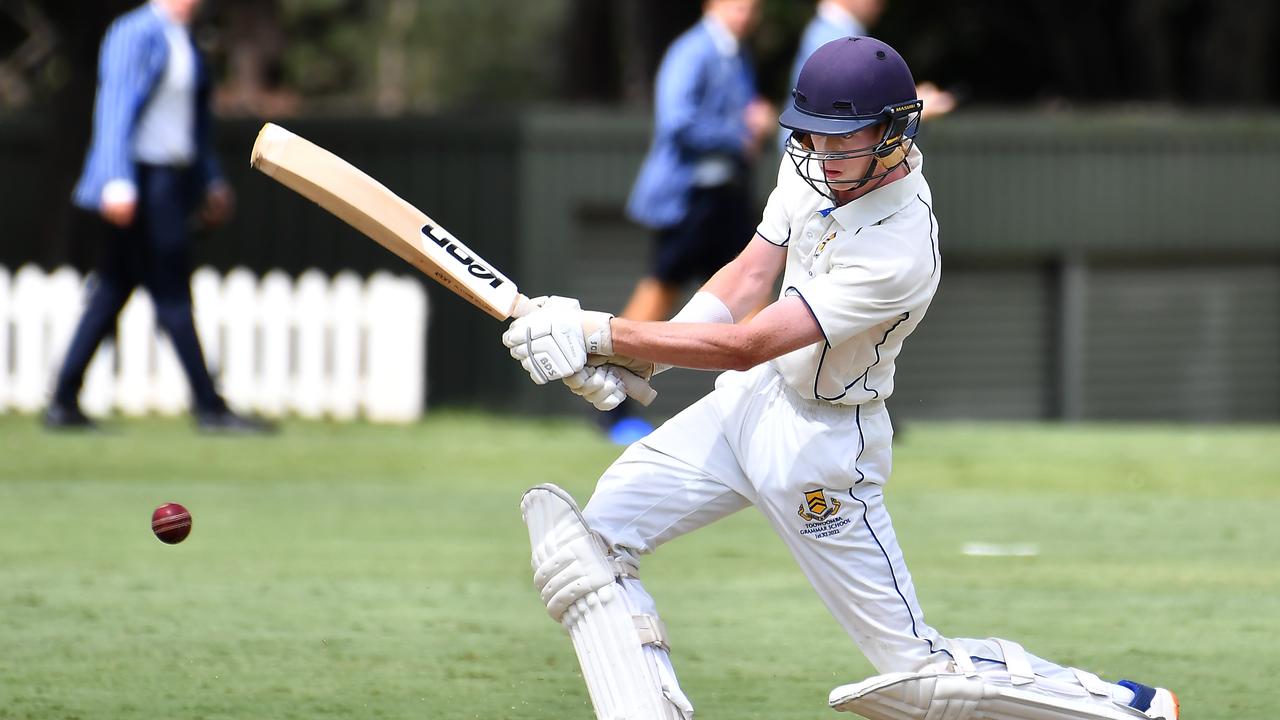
[522,484,625,621]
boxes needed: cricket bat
[249,123,655,405]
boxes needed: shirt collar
[826,145,925,230]
[817,1,866,36]
[702,15,739,57]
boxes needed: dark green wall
[7,111,1278,420]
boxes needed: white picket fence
[0,265,429,423]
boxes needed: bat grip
[509,293,538,319]
[618,371,658,407]
[507,293,657,407]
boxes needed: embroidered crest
[798,488,841,522]
[814,232,836,257]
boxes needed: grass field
[1,413,1276,719]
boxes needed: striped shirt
[71,2,221,211]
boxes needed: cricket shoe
[43,402,98,431]
[1117,680,1179,719]
[195,407,277,434]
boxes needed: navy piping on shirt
[787,287,830,347]
[808,311,910,402]
[852,312,910,400]
[917,194,939,278]
[759,226,791,247]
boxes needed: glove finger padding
[562,365,629,410]
[563,369,589,393]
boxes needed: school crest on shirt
[814,232,836,257]
[798,488,841,521]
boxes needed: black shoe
[194,408,277,434]
[43,402,98,430]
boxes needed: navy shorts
[651,182,752,286]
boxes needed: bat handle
[618,371,657,407]
[507,293,657,407]
[509,293,539,319]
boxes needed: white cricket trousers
[583,363,1109,689]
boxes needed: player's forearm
[610,319,765,372]
[611,295,824,371]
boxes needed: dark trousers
[53,164,225,413]
[651,180,752,285]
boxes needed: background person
[43,0,270,433]
[609,0,775,442]
[780,0,955,150]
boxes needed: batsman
[504,37,1179,720]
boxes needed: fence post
[292,270,328,419]
[329,271,363,421]
[221,268,257,411]
[12,266,48,412]
[257,270,293,418]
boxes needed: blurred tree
[0,0,56,110]
[252,0,570,113]
[561,0,1280,110]
[11,0,132,268]
[2,0,1277,117]
[555,0,810,107]
[212,0,297,116]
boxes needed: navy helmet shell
[781,36,918,136]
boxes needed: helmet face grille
[783,101,921,201]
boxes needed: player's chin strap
[829,639,1150,720]
[521,484,693,720]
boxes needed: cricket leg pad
[521,484,693,720]
[830,641,1147,720]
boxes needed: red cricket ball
[152,502,192,544]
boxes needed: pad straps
[995,639,1037,686]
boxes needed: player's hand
[562,364,651,411]
[201,183,235,227]
[504,297,614,384]
[101,198,136,228]
[743,97,776,154]
[916,82,957,120]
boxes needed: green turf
[1,413,1276,719]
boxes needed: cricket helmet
[780,36,923,197]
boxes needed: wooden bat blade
[250,123,655,407]
[250,123,522,320]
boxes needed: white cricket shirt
[755,146,940,405]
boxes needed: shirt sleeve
[755,156,796,246]
[785,227,935,347]
[90,19,157,187]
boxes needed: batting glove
[503,297,614,384]
[562,364,652,411]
